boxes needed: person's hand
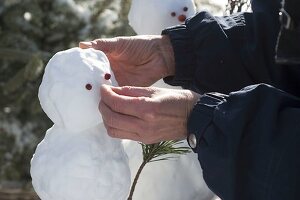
[79,35,175,87]
[99,85,200,144]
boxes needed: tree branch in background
[226,0,251,14]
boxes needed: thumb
[79,38,118,54]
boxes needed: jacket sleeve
[187,84,300,200]
[162,6,282,94]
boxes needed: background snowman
[125,0,216,200]
[128,0,197,35]
[30,48,131,200]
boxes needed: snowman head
[128,0,196,35]
[39,48,116,133]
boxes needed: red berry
[85,83,92,90]
[104,73,111,80]
[171,12,176,17]
[183,7,188,12]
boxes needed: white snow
[31,48,130,200]
[128,0,196,35]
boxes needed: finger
[106,126,141,142]
[99,101,144,133]
[79,39,118,54]
[100,85,151,118]
[92,38,120,54]
[79,41,92,49]
[111,86,154,98]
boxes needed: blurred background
[0,0,250,199]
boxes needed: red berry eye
[171,12,176,17]
[104,73,111,80]
[85,83,92,90]
[183,7,188,12]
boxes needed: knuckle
[111,98,120,113]
[143,137,155,145]
[143,110,156,121]
[136,122,145,133]
[141,125,158,144]
[98,101,104,113]
[106,126,113,136]
[107,114,114,127]
[141,138,151,145]
[107,128,117,138]
[123,86,134,93]
[100,103,113,126]
[141,101,160,122]
[145,124,155,135]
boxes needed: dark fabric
[162,0,300,199]
[189,84,300,200]
[162,0,300,95]
[284,0,300,23]
[276,28,300,64]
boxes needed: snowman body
[31,48,131,200]
[128,0,196,35]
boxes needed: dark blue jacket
[162,0,300,199]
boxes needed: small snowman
[30,48,131,200]
[128,0,197,89]
[128,0,196,35]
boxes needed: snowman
[128,0,196,89]
[126,1,216,200]
[30,48,131,200]
[128,0,196,35]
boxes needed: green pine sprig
[127,141,191,200]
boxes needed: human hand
[79,35,175,87]
[99,85,200,144]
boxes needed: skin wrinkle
[159,35,176,77]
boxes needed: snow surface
[128,0,196,35]
[31,48,130,200]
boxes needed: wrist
[159,35,175,77]
[181,89,201,118]
[187,92,228,150]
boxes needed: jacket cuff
[161,24,197,88]
[187,93,227,152]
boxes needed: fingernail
[79,41,92,47]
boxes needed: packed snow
[30,48,131,200]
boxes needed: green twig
[127,141,190,200]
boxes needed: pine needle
[127,141,190,200]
